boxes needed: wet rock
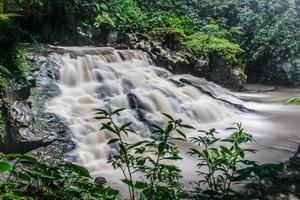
[94,177,107,185]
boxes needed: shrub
[189,124,257,199]
[184,32,243,62]
[103,0,149,33]
[94,13,115,29]
[148,11,194,31]
[95,108,193,200]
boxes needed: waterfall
[46,48,242,171]
[45,47,300,187]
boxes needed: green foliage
[148,11,193,31]
[94,13,115,29]
[94,109,283,200]
[184,32,243,62]
[284,97,300,105]
[134,0,193,16]
[189,123,257,199]
[1,0,299,85]
[96,0,148,33]
[95,108,193,200]
[0,154,119,200]
[238,0,300,83]
[0,44,28,86]
[0,109,285,200]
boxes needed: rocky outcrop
[0,46,74,164]
[121,33,246,90]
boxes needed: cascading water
[46,47,300,187]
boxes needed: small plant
[0,153,119,200]
[95,108,193,200]
[284,97,300,105]
[189,123,257,199]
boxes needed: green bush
[189,124,257,199]
[148,11,193,31]
[97,0,149,33]
[184,32,243,62]
[95,109,193,199]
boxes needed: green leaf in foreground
[0,161,12,173]
[67,163,90,177]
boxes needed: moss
[184,32,243,62]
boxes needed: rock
[94,177,107,185]
[123,33,246,90]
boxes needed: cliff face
[0,46,74,163]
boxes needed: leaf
[128,141,147,150]
[162,113,174,121]
[19,155,37,163]
[165,123,174,133]
[181,124,195,129]
[189,148,202,156]
[111,108,126,115]
[94,116,107,120]
[220,146,231,155]
[284,97,300,105]
[176,129,187,139]
[120,122,132,131]
[107,138,119,144]
[171,137,186,141]
[158,142,166,154]
[134,181,148,189]
[0,161,11,173]
[67,163,90,177]
[100,123,116,133]
[95,109,108,115]
[0,153,22,159]
[121,179,134,187]
[119,143,126,154]
[163,156,182,160]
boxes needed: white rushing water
[46,47,300,187]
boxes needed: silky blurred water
[46,47,300,189]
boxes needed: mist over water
[46,47,300,187]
